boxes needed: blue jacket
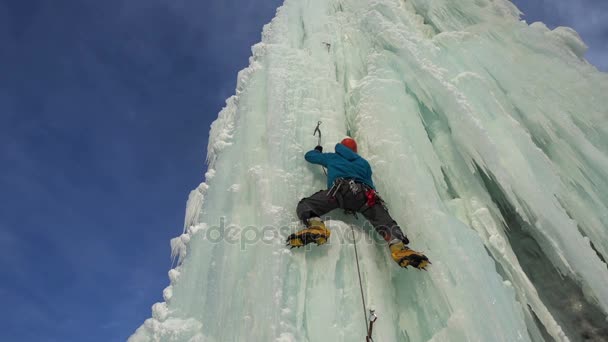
[305,143,375,189]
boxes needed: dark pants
[296,186,409,244]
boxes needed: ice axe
[313,121,322,146]
[312,121,327,176]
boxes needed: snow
[130,0,608,341]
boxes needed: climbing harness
[328,178,384,217]
[327,178,365,199]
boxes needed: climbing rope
[350,224,369,333]
[351,223,380,341]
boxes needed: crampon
[390,243,431,270]
[286,220,330,248]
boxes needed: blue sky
[0,0,283,341]
[511,0,608,71]
[0,1,605,341]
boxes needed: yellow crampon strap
[391,244,431,270]
[286,226,331,248]
[396,251,431,270]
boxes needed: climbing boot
[286,218,331,248]
[389,240,430,270]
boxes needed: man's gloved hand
[314,145,323,152]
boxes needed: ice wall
[131,0,608,341]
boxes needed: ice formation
[131,0,608,341]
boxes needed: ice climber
[286,137,430,270]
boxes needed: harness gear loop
[327,178,343,198]
[348,179,359,194]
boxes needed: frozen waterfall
[131,0,608,341]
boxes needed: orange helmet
[341,137,357,153]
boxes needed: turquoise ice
[131,0,608,341]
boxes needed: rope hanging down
[350,224,368,327]
[351,225,378,342]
